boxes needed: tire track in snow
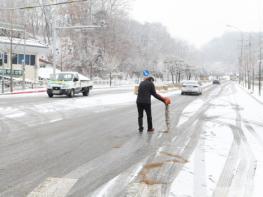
[122,83,230,196]
[213,83,257,197]
[70,84,219,196]
[19,83,227,196]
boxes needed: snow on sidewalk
[170,87,235,197]
[170,83,263,197]
[239,84,263,104]
[234,84,263,197]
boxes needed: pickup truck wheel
[67,89,74,98]
[47,90,53,98]
[83,87,89,96]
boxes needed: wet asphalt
[0,82,249,196]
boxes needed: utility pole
[0,0,91,85]
[248,34,254,90]
[22,26,26,89]
[1,52,4,93]
[245,37,248,89]
[60,49,62,71]
[52,19,57,76]
[227,25,244,85]
[239,33,244,86]
[9,14,14,93]
[2,11,24,92]
[259,45,262,96]
[239,38,244,86]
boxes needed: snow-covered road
[88,82,263,197]
[0,82,263,197]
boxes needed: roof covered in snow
[0,36,48,48]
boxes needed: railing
[93,79,135,87]
[1,80,46,93]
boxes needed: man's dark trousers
[137,102,152,131]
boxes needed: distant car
[213,80,220,84]
[181,80,202,95]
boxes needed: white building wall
[0,36,49,82]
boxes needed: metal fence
[93,79,135,87]
[1,79,46,93]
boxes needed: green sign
[0,69,23,76]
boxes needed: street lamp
[258,35,262,96]
[226,25,244,85]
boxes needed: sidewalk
[240,84,263,105]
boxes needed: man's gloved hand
[164,97,171,105]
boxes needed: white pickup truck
[47,72,93,98]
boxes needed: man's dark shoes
[139,128,144,132]
[147,128,154,132]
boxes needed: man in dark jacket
[136,77,165,132]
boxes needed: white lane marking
[49,118,63,123]
[157,133,163,138]
[5,112,26,118]
[127,183,162,197]
[28,137,146,196]
[64,165,94,179]
[27,177,77,197]
[92,175,120,197]
[92,161,145,196]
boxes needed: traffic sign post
[1,68,4,94]
[143,70,150,77]
[0,53,3,93]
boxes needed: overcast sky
[130,0,263,48]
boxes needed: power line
[0,0,89,10]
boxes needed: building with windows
[0,35,49,83]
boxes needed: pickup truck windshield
[55,73,74,81]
